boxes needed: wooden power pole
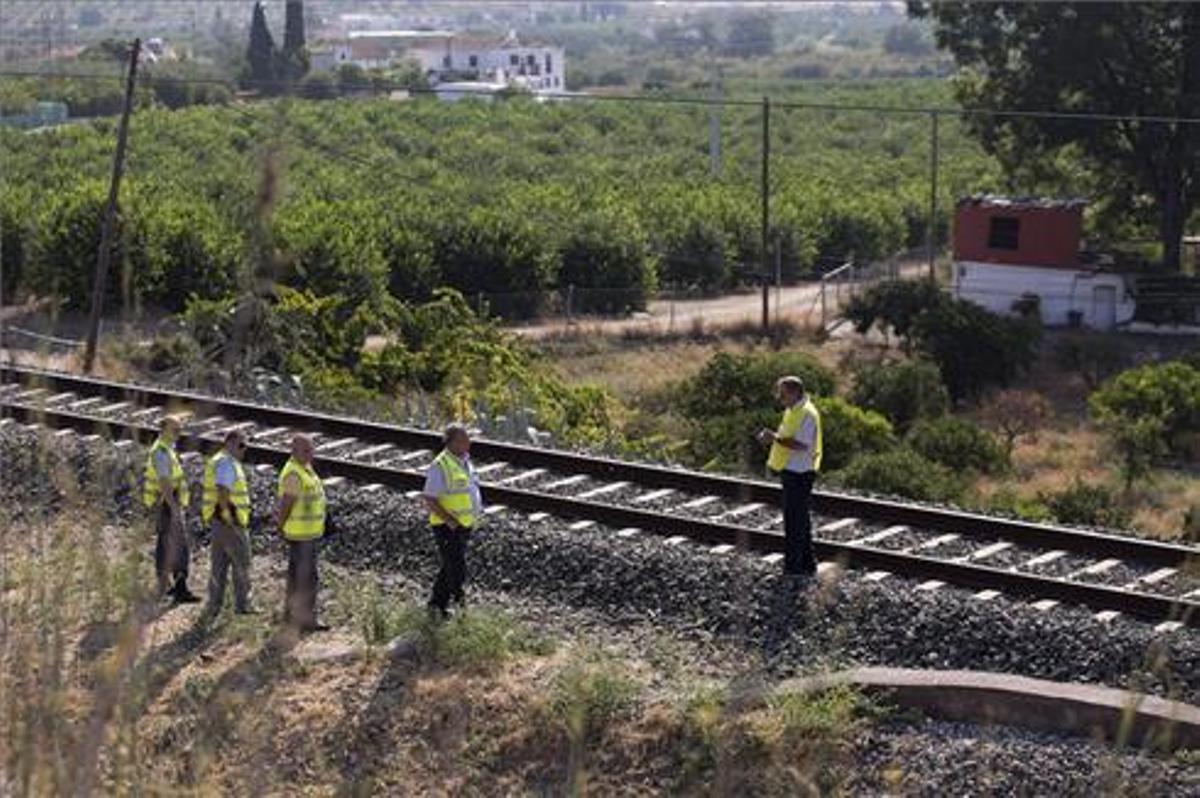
[82,38,140,373]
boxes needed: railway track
[2,364,1198,628]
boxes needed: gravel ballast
[3,422,1197,707]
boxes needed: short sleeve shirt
[281,472,301,497]
[424,453,483,516]
[214,456,237,489]
[153,448,173,478]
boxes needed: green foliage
[674,351,836,470]
[557,204,657,314]
[430,208,556,319]
[906,416,1006,475]
[813,396,895,471]
[1089,361,1200,480]
[914,2,1200,269]
[548,651,639,743]
[830,447,965,503]
[846,281,1039,401]
[849,359,949,432]
[24,181,109,311]
[245,1,278,91]
[844,279,945,340]
[909,296,1041,402]
[985,487,1053,523]
[1038,479,1131,529]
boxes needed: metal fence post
[928,111,940,283]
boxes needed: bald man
[275,434,329,632]
[143,416,199,603]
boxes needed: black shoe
[235,607,260,616]
[173,589,202,604]
[299,622,331,634]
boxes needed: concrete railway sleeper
[1,388,1198,629]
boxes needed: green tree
[906,416,1006,475]
[279,0,310,85]
[814,396,896,471]
[910,2,1200,270]
[245,2,278,92]
[1088,360,1200,479]
[849,360,949,432]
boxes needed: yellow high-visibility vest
[277,458,326,541]
[143,437,190,508]
[202,451,251,527]
[428,450,477,529]
[766,398,823,473]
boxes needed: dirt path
[511,281,830,339]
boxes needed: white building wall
[953,261,1135,330]
[412,44,566,92]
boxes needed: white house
[409,32,566,94]
[310,30,566,96]
[951,196,1136,330]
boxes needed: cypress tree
[280,1,310,85]
[246,2,277,90]
[283,1,305,54]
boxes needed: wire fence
[5,35,1196,359]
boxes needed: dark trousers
[429,526,470,612]
[285,539,319,627]
[781,470,817,576]
[208,519,252,612]
[154,503,190,594]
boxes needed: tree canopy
[910,1,1200,270]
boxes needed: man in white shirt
[423,424,484,619]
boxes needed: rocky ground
[2,421,1198,794]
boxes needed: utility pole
[928,111,939,283]
[82,38,140,374]
[708,64,721,178]
[760,96,770,334]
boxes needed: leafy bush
[548,652,639,743]
[906,416,1006,474]
[843,279,945,341]
[429,208,556,319]
[1088,361,1200,462]
[814,396,896,471]
[845,281,1039,401]
[909,297,1041,402]
[1038,479,1131,529]
[849,360,948,432]
[24,181,110,310]
[558,205,657,314]
[674,351,836,470]
[677,351,836,420]
[830,447,965,503]
[984,487,1053,523]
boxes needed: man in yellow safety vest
[423,423,483,619]
[143,416,200,603]
[275,434,329,632]
[201,429,256,616]
[757,375,823,579]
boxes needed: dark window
[468,54,478,68]
[442,54,451,69]
[526,54,536,65]
[510,54,519,66]
[545,52,553,73]
[987,217,1020,250]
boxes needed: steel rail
[2,365,1196,570]
[2,397,1197,628]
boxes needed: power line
[4,67,1200,126]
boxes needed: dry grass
[0,493,876,795]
